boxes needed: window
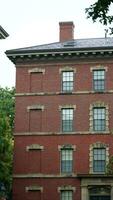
[62,71,74,92]
[93,70,105,92]
[61,191,73,200]
[61,149,73,173]
[61,191,72,200]
[89,102,109,132]
[93,107,106,131]
[93,148,106,172]
[62,108,73,132]
[89,186,111,200]
[89,142,109,174]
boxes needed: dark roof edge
[5,46,113,56]
[0,26,9,39]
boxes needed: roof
[0,26,9,39]
[5,37,113,64]
[6,37,113,54]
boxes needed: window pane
[61,191,72,200]
[62,71,74,92]
[94,80,105,91]
[93,70,105,80]
[61,161,72,172]
[93,148,106,172]
[94,149,106,160]
[94,108,105,119]
[62,149,72,160]
[62,120,73,132]
[63,82,73,92]
[62,109,73,120]
[93,160,105,172]
[93,120,105,131]
[63,72,73,81]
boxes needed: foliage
[0,87,15,199]
[85,0,113,34]
[106,155,113,175]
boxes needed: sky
[0,0,111,88]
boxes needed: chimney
[59,21,74,42]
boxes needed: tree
[0,87,15,199]
[85,0,113,34]
[106,156,113,175]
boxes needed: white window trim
[59,105,76,111]
[58,185,76,192]
[59,67,76,74]
[90,66,108,72]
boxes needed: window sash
[61,161,73,173]
[93,108,106,131]
[93,119,106,131]
[61,149,73,173]
[62,120,73,132]
[62,71,74,92]
[93,70,105,80]
[61,191,73,200]
[93,80,105,91]
[93,70,105,91]
[62,81,73,92]
[93,148,106,172]
[62,109,73,132]
[62,109,73,120]
[93,108,105,120]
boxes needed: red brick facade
[6,22,113,200]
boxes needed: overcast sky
[0,0,111,88]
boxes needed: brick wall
[13,59,113,200]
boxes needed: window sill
[90,131,109,134]
[60,173,74,177]
[93,90,105,93]
[60,91,73,95]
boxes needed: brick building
[6,22,113,200]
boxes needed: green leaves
[0,87,15,198]
[85,0,113,34]
[106,156,113,174]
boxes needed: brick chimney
[59,21,74,42]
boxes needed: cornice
[13,173,77,178]
[15,90,113,97]
[13,131,111,136]
[77,174,113,178]
[6,49,113,64]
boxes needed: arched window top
[90,142,109,149]
[90,101,108,109]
